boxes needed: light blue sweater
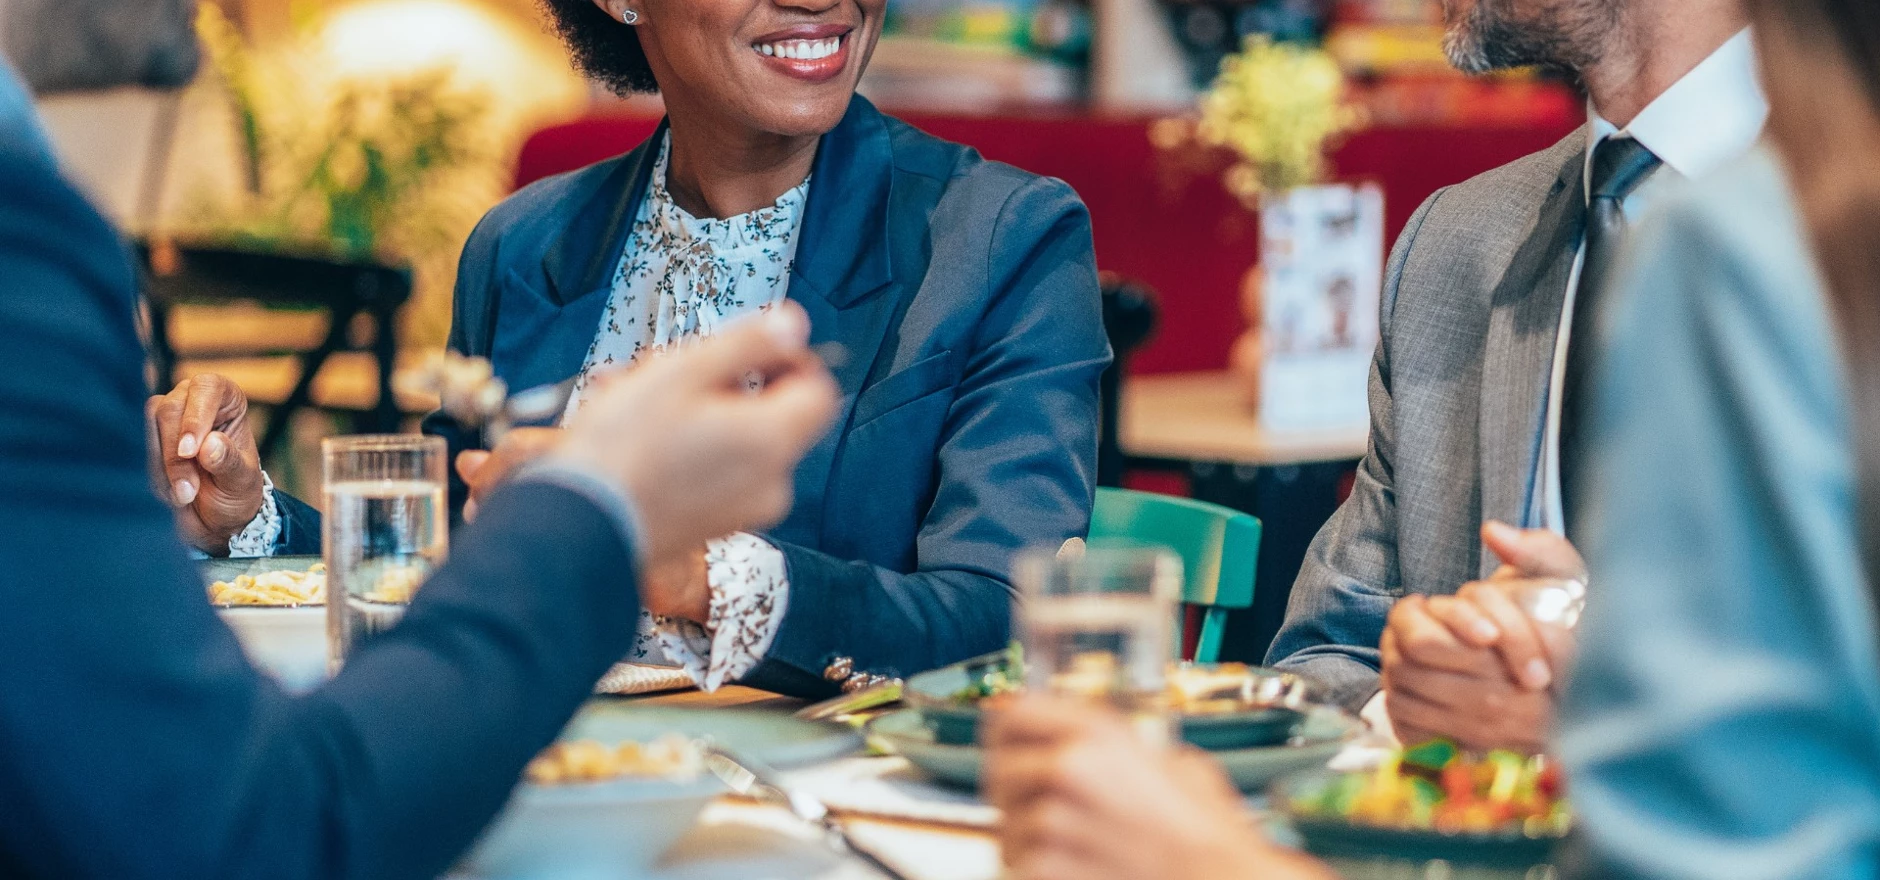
[1559,144,1880,880]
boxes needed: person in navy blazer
[0,3,841,873]
[159,0,1109,699]
[448,95,1108,696]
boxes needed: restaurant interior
[11,0,1839,877]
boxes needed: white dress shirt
[1535,27,1767,532]
[1369,29,1767,738]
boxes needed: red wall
[515,111,1579,373]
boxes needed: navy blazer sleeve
[744,175,1108,696]
[272,488,324,555]
[0,133,642,880]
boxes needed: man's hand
[1378,522,1582,752]
[557,304,837,568]
[455,427,565,522]
[983,696,1337,880]
[1380,595,1554,753]
[642,546,710,623]
[145,374,266,556]
[1430,522,1582,694]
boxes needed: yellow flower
[1192,36,1361,196]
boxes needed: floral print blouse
[560,134,807,691]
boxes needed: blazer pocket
[848,350,960,429]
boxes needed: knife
[702,744,914,880]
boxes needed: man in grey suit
[1266,0,1768,750]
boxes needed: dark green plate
[1273,770,1566,870]
[869,706,1359,792]
[903,658,1313,751]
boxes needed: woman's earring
[620,8,640,24]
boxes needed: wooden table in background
[1120,371,1370,664]
[1120,371,1368,467]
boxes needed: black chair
[1098,273,1161,488]
[138,242,413,462]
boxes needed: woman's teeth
[756,37,842,60]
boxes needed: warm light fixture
[315,0,585,120]
[321,0,514,76]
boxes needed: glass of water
[1013,542,1182,743]
[323,435,448,672]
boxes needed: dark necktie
[1558,136,1662,530]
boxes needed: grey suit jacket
[1266,128,1591,709]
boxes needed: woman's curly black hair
[538,0,660,94]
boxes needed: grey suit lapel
[1476,146,1587,575]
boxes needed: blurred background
[40,0,1580,662]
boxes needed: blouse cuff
[225,471,283,559]
[653,532,790,692]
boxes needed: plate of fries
[201,556,328,692]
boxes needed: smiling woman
[171,0,1110,700]
[473,0,1110,698]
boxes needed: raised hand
[983,696,1337,880]
[145,374,266,555]
[455,427,566,522]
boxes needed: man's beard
[5,0,200,95]
[1441,0,1620,76]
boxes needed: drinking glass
[1013,541,1182,743]
[323,435,448,672]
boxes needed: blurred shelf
[860,35,1081,111]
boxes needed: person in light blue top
[1556,141,1880,879]
[1557,0,1880,862]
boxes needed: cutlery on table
[702,744,914,880]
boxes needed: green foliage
[192,4,499,262]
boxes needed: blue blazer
[431,96,1109,696]
[0,66,650,878]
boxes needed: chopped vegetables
[1289,742,1571,838]
[949,644,1024,703]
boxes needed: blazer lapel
[773,97,905,547]
[495,124,665,399]
[1476,146,1587,575]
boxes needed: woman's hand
[455,428,566,521]
[145,374,266,555]
[642,546,710,622]
[983,696,1337,880]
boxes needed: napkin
[780,757,1001,829]
[594,662,696,696]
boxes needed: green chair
[1088,487,1262,664]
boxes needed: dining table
[608,686,1005,880]
[524,685,1513,880]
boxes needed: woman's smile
[749,23,854,84]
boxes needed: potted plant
[1191,37,1379,432]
